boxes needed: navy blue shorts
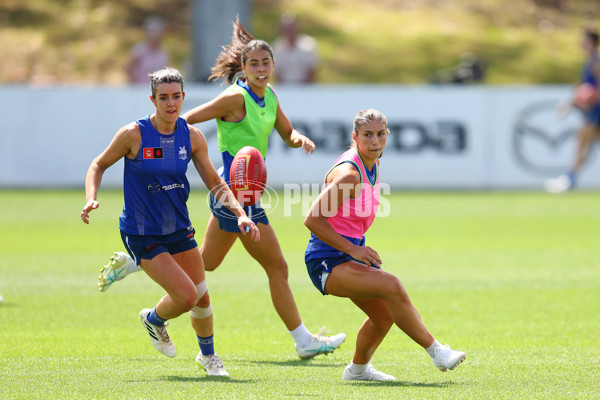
[585,106,600,127]
[120,227,198,265]
[305,254,380,295]
[209,192,269,233]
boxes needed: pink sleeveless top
[326,149,379,239]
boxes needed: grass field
[1,189,599,399]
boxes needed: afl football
[573,83,598,108]
[229,146,267,206]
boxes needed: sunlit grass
[1,189,599,398]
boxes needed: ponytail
[209,16,274,84]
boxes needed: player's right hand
[350,245,382,268]
[238,216,260,241]
[81,199,99,224]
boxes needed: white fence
[1,84,598,189]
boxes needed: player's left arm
[189,126,259,240]
[272,88,315,154]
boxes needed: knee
[196,292,210,308]
[189,280,213,319]
[372,313,394,332]
[174,285,199,311]
[265,259,289,281]
[383,276,408,301]
[200,247,222,272]
[203,262,219,272]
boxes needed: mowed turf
[0,189,599,399]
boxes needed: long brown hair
[209,16,274,84]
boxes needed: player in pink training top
[304,108,466,381]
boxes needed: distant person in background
[545,28,600,193]
[272,14,318,84]
[430,53,486,85]
[126,16,170,84]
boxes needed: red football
[229,146,267,206]
[573,83,598,108]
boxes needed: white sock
[349,361,368,375]
[126,259,142,274]
[289,323,311,348]
[426,339,442,358]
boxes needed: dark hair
[149,67,184,98]
[353,108,388,133]
[585,28,599,47]
[209,16,274,84]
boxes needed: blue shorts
[208,192,269,233]
[585,105,600,127]
[120,227,198,265]
[305,254,380,295]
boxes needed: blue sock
[147,307,167,326]
[567,170,577,186]
[197,334,214,355]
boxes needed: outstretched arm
[182,91,244,125]
[274,102,315,154]
[81,124,138,224]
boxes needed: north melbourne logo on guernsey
[143,148,163,159]
[178,146,187,160]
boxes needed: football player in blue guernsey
[99,18,347,360]
[545,28,600,193]
[81,67,259,376]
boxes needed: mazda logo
[147,183,161,192]
[513,100,596,175]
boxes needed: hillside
[1,0,599,84]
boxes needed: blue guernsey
[582,57,600,113]
[119,116,192,236]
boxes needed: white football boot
[98,252,135,292]
[196,353,230,376]
[431,344,466,372]
[296,327,347,359]
[544,174,574,194]
[342,363,396,381]
[139,308,176,358]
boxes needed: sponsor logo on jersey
[147,183,161,192]
[147,182,185,192]
[162,183,185,191]
[143,148,164,159]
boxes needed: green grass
[1,189,599,399]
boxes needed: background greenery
[1,189,598,398]
[1,0,600,84]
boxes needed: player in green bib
[215,75,277,158]
[183,17,346,361]
[101,17,346,361]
